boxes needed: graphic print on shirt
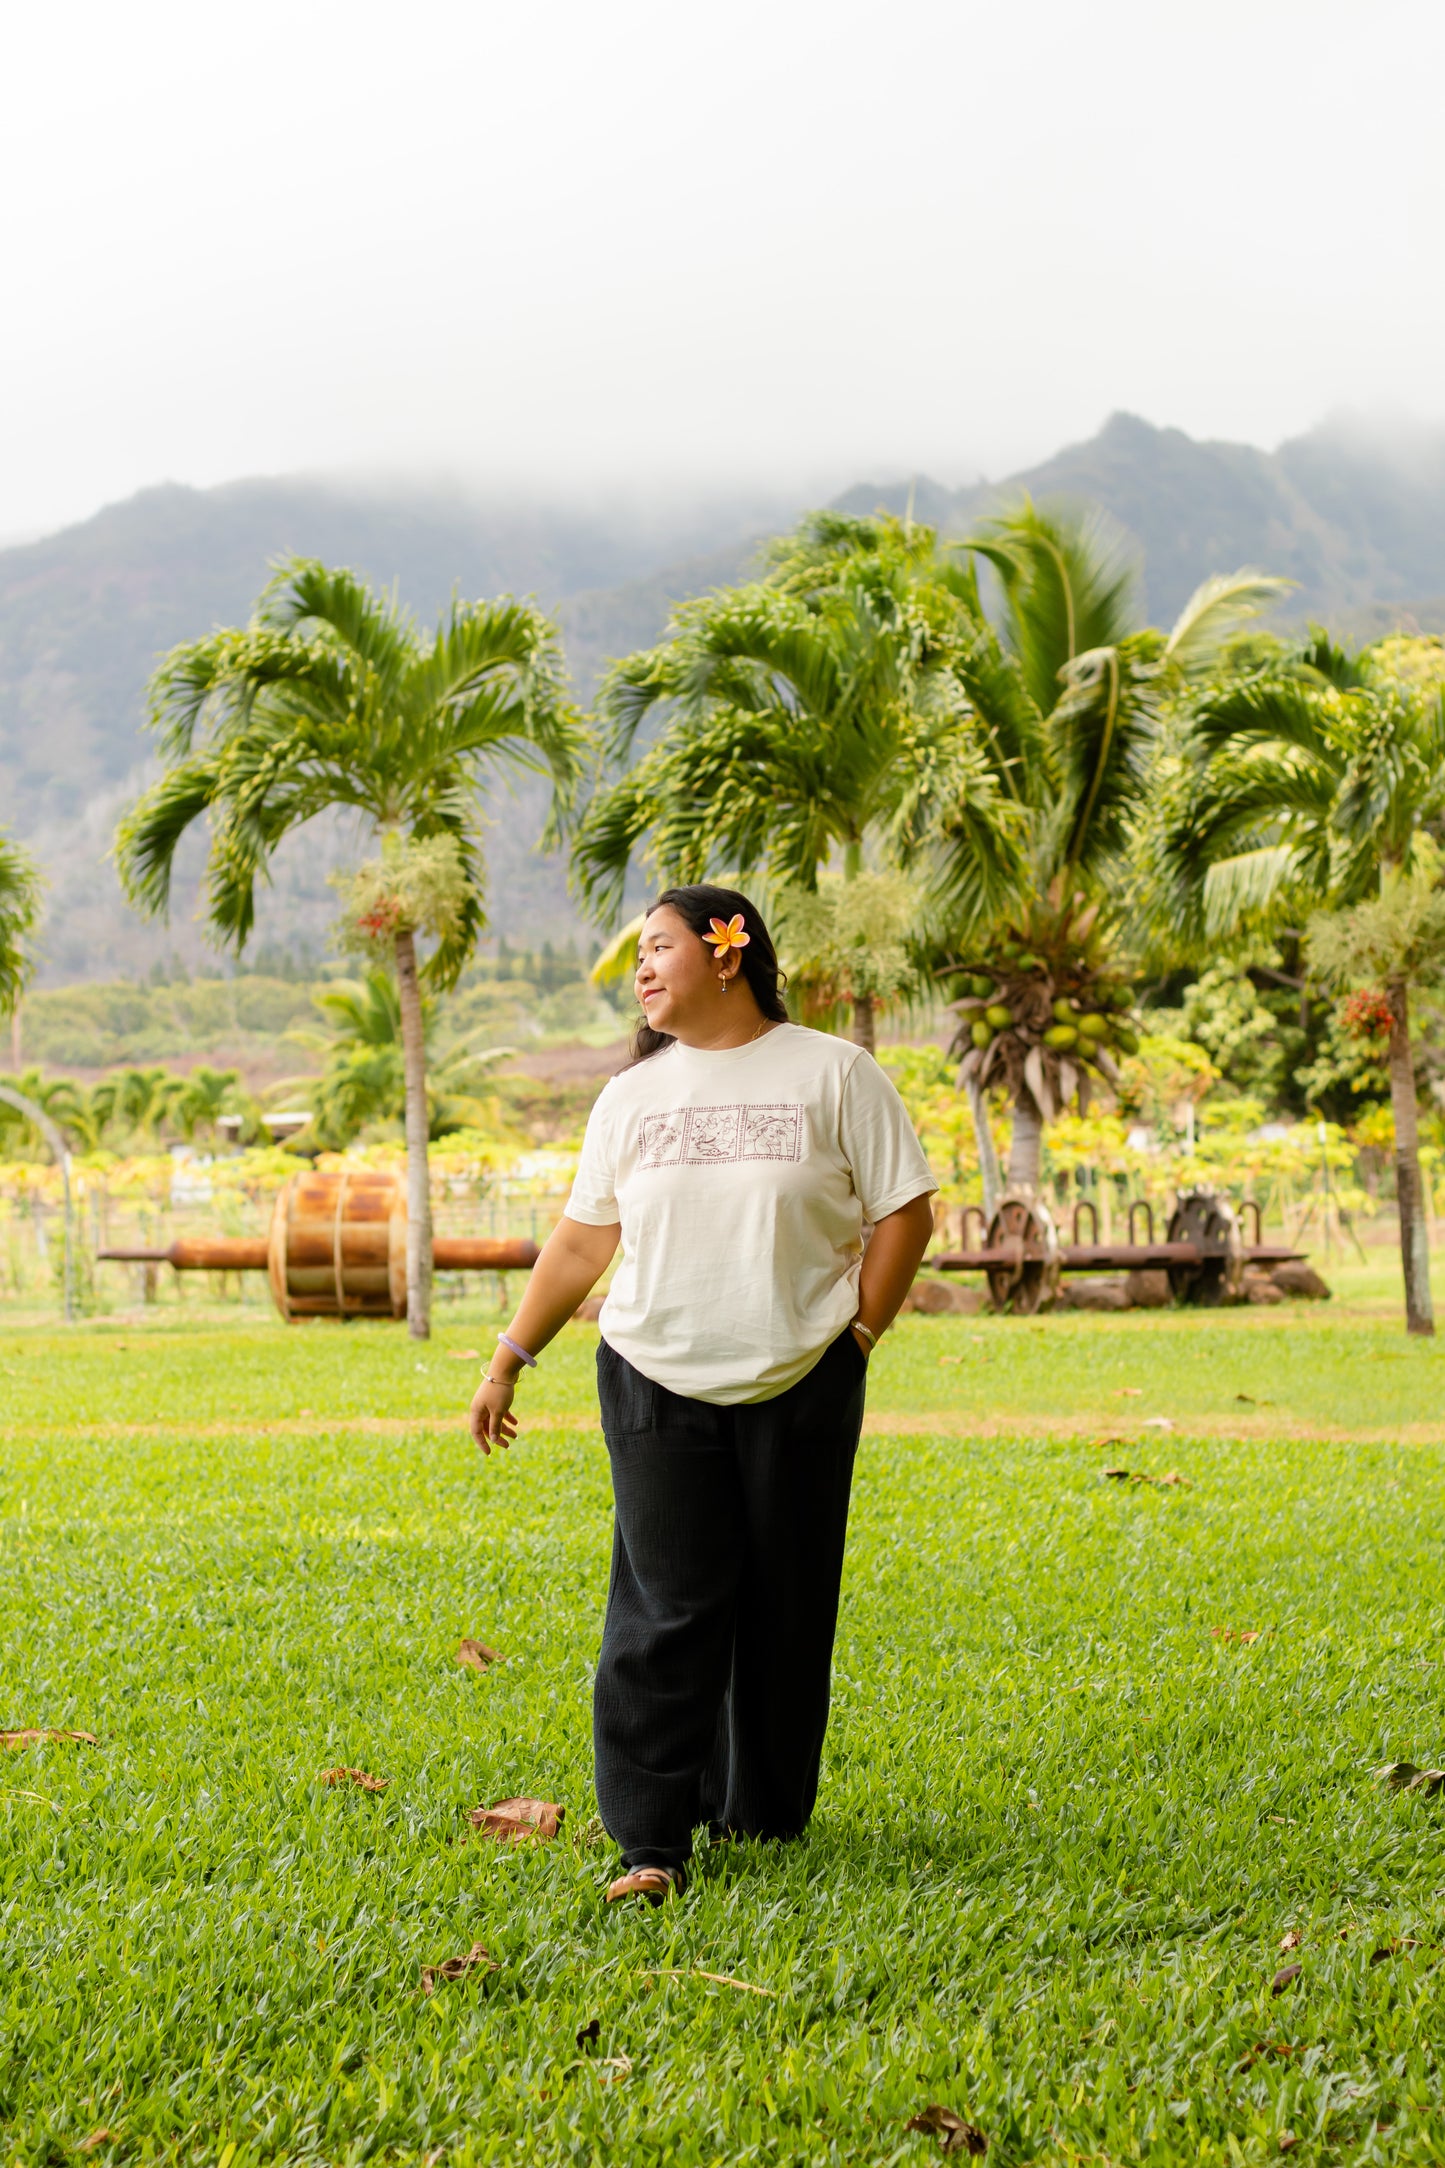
[636,1101,804,1170]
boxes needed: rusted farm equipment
[932,1185,1304,1315]
[98,1167,538,1322]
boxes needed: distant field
[3,1298,1444,2163]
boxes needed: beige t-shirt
[565,1023,937,1405]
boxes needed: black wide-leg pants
[593,1328,868,1877]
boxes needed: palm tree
[0,830,44,1064]
[116,558,583,1337]
[280,965,512,1146]
[570,515,1022,1052]
[1160,631,1445,1334]
[939,502,1287,1191]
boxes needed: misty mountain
[4,414,1444,985]
[841,410,1445,628]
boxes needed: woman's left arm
[852,1193,936,1354]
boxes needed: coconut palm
[116,558,582,1337]
[938,503,1288,1190]
[570,514,1023,1052]
[1160,631,1445,1334]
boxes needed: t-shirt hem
[564,1197,621,1226]
[863,1173,939,1221]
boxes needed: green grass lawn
[3,1300,1445,2164]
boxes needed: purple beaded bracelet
[497,1331,537,1369]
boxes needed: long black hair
[631,884,789,1062]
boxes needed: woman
[468,885,936,1902]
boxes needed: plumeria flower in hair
[707,913,750,959]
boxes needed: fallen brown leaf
[1088,1434,1127,1450]
[1235,1392,1256,1404]
[1372,1760,1445,1794]
[1238,1630,1261,1646]
[456,1639,500,1671]
[447,1349,482,1360]
[1279,2135,1297,2153]
[1271,1963,1301,1994]
[1102,1466,1132,1481]
[598,2053,632,2084]
[77,2133,114,2153]
[1115,1387,1143,1398]
[1235,2040,1300,2072]
[317,1767,388,1792]
[421,1941,497,1995]
[576,2017,601,2048]
[1155,1469,1191,1487]
[0,1728,97,1750]
[467,1796,565,1841]
[1279,1929,1302,1952]
[906,2105,987,2156]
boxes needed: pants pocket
[597,1337,661,1433]
[836,1323,868,1379]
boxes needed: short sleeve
[564,1084,621,1225]
[839,1051,938,1222]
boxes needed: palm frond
[965,499,1138,713]
[589,913,647,989]
[1050,634,1162,873]
[1201,844,1304,935]
[0,829,44,1014]
[1179,675,1342,764]
[570,768,655,922]
[1298,627,1366,690]
[259,558,415,686]
[115,755,229,918]
[1164,571,1294,676]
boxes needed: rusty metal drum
[267,1166,407,1320]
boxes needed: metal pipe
[98,1234,541,1273]
[933,1242,1304,1272]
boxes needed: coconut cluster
[946,935,1141,1123]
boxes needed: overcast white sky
[3,0,1442,538]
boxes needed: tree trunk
[851,989,876,1054]
[1007,1088,1044,1192]
[965,1077,1002,1220]
[395,927,433,1341]
[1387,979,1434,1336]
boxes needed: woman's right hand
[468,1372,519,1455]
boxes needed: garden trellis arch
[0,1083,75,1321]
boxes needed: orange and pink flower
[707,913,750,959]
